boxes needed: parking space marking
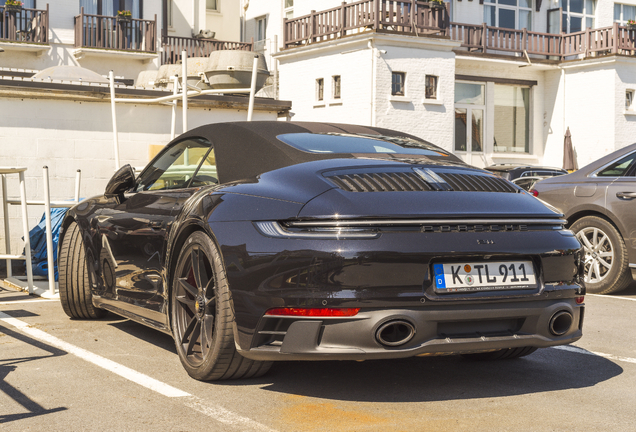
[588,294,636,302]
[0,311,277,431]
[553,345,636,364]
[0,299,59,305]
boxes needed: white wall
[0,91,279,254]
[206,0,241,41]
[277,39,373,125]
[614,57,636,152]
[374,40,456,151]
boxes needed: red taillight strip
[576,296,585,304]
[264,308,360,317]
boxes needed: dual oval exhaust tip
[375,311,573,347]
[375,320,416,347]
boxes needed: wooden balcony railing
[283,0,449,48]
[283,1,636,61]
[0,4,49,44]
[161,36,253,65]
[74,8,157,53]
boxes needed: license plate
[433,261,537,293]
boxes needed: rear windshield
[277,132,452,157]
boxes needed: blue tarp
[24,208,69,281]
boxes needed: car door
[605,153,636,264]
[101,137,217,325]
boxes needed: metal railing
[74,8,157,53]
[0,3,49,44]
[161,36,254,65]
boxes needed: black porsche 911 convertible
[58,121,585,381]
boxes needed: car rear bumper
[238,298,584,361]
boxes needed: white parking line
[0,299,59,305]
[0,311,277,431]
[553,345,636,364]
[588,294,636,302]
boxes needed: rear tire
[461,346,538,361]
[59,221,107,319]
[171,231,272,381]
[570,216,631,294]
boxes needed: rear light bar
[264,307,360,317]
[529,189,539,197]
[575,296,585,304]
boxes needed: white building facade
[245,0,636,169]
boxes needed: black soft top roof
[177,121,455,183]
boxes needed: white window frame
[332,75,341,100]
[316,78,324,102]
[614,3,636,25]
[425,75,439,100]
[483,0,533,30]
[256,16,267,41]
[454,81,486,166]
[626,89,635,111]
[284,0,294,20]
[206,0,219,12]
[560,0,596,33]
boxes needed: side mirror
[105,164,135,197]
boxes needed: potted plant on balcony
[4,0,24,13]
[429,0,445,10]
[628,19,636,31]
[117,10,132,23]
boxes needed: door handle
[149,220,163,229]
[616,191,636,200]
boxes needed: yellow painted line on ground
[553,345,636,364]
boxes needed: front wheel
[570,216,631,294]
[171,231,271,381]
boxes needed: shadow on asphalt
[108,319,177,354]
[221,348,622,402]
[0,322,68,423]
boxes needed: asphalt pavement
[1,283,635,431]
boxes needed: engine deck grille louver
[326,171,518,193]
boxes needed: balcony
[283,0,636,61]
[161,36,254,65]
[73,8,157,60]
[0,3,49,49]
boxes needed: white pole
[1,174,11,278]
[109,71,121,170]
[273,35,279,100]
[247,55,259,121]
[74,170,81,203]
[18,171,33,294]
[171,76,178,140]
[43,166,55,296]
[182,50,188,133]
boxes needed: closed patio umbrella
[563,127,578,171]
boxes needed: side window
[136,138,217,191]
[597,152,636,177]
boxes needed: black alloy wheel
[171,231,271,381]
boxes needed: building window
[206,0,218,11]
[333,75,341,99]
[614,3,636,25]
[425,75,438,100]
[561,0,595,33]
[626,90,634,110]
[454,83,485,153]
[392,72,405,96]
[493,85,531,153]
[284,0,294,19]
[79,0,142,17]
[483,0,533,30]
[256,16,267,41]
[316,78,324,101]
